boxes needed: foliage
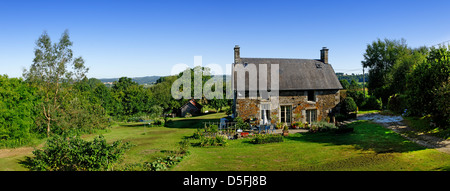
[250,134,283,144]
[184,112,192,118]
[123,155,185,171]
[341,97,357,114]
[310,121,337,132]
[199,134,228,147]
[23,30,89,137]
[339,79,350,89]
[191,129,204,139]
[361,38,410,104]
[387,94,407,114]
[22,135,132,171]
[433,77,450,129]
[406,45,450,128]
[209,97,228,112]
[346,90,366,107]
[361,95,383,110]
[0,75,41,147]
[334,113,348,122]
[178,139,191,155]
[234,117,249,130]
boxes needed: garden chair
[265,125,271,134]
[258,125,263,134]
[269,124,276,133]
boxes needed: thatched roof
[233,57,343,91]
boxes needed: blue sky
[0,0,449,78]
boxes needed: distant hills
[99,76,162,85]
[99,73,366,86]
[98,75,231,86]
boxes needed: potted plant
[304,122,309,129]
[276,122,283,129]
[282,123,289,136]
[292,122,301,129]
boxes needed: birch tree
[23,30,88,136]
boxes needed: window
[306,109,317,124]
[280,105,292,124]
[260,104,271,124]
[307,90,315,102]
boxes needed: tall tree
[407,45,450,128]
[23,30,88,136]
[361,38,409,103]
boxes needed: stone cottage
[232,45,342,125]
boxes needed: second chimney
[234,45,240,64]
[320,47,329,64]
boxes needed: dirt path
[0,146,35,158]
[356,113,450,154]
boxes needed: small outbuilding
[179,99,203,117]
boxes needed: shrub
[191,129,204,139]
[235,117,249,130]
[342,97,357,114]
[387,94,407,114]
[205,124,219,133]
[200,135,228,147]
[152,118,165,126]
[22,135,132,171]
[124,155,185,171]
[0,75,40,147]
[362,95,382,110]
[310,121,337,132]
[347,90,366,107]
[433,78,450,129]
[250,134,283,144]
[334,113,348,122]
[178,139,190,155]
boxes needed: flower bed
[250,134,284,144]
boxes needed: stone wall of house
[236,98,260,121]
[235,90,340,124]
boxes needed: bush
[362,95,382,110]
[250,134,284,144]
[124,155,185,171]
[341,97,357,114]
[335,113,348,122]
[433,78,450,129]
[152,118,165,126]
[0,75,40,147]
[387,94,407,114]
[234,117,249,130]
[310,121,337,132]
[347,90,366,107]
[200,135,228,147]
[22,135,132,171]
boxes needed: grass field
[174,120,450,171]
[1,112,449,171]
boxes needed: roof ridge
[241,57,319,61]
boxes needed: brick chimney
[320,47,329,64]
[234,45,240,64]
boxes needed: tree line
[0,31,231,148]
[361,38,449,128]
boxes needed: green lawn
[1,112,449,171]
[173,119,450,171]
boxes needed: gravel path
[356,113,450,154]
